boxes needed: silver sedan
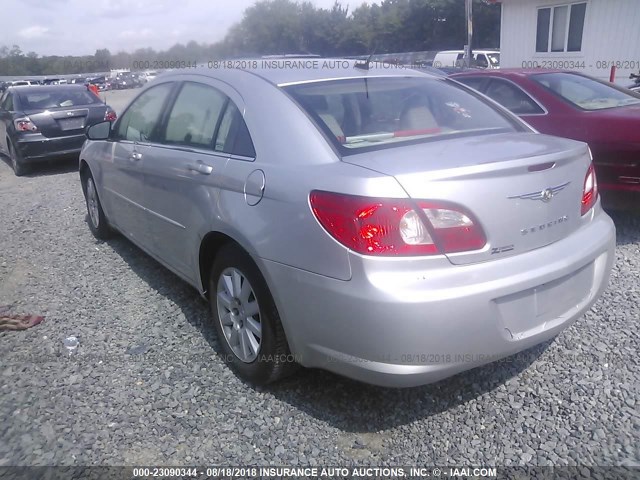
[79,60,615,387]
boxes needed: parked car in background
[111,74,125,90]
[128,72,145,87]
[451,69,640,210]
[115,72,144,89]
[43,78,68,85]
[0,85,117,175]
[433,50,500,69]
[112,72,138,90]
[142,70,158,82]
[9,80,37,87]
[69,76,86,85]
[79,63,613,387]
[89,76,111,91]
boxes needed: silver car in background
[79,61,615,387]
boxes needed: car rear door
[100,82,175,246]
[140,78,244,281]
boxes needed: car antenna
[354,46,377,71]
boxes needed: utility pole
[465,0,473,68]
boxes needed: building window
[536,2,587,53]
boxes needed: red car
[451,69,640,210]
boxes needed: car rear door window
[455,76,489,92]
[485,79,545,115]
[214,102,256,158]
[115,82,173,142]
[163,82,227,148]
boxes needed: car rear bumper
[261,209,615,388]
[16,134,86,163]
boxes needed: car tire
[209,244,297,385]
[83,172,113,240]
[8,140,29,176]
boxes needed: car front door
[100,82,175,246]
[140,79,242,281]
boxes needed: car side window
[115,83,173,142]
[475,54,489,69]
[163,82,227,148]
[485,79,545,115]
[215,102,256,158]
[456,77,488,92]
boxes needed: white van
[433,50,500,69]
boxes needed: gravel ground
[0,151,638,468]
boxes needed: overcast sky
[1,0,379,57]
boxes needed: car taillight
[309,190,486,256]
[104,109,117,122]
[581,163,598,215]
[14,117,38,132]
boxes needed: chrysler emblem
[540,189,554,202]
[508,182,570,202]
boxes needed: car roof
[161,58,437,87]
[451,68,570,77]
[437,50,499,54]
[9,84,88,93]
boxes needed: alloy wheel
[216,267,262,363]
[86,178,100,228]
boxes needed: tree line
[0,0,500,76]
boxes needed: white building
[497,0,640,84]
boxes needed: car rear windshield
[532,72,640,110]
[18,87,102,110]
[284,76,518,153]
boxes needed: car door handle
[129,152,142,161]
[187,162,213,175]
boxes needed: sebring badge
[521,215,569,235]
[508,182,570,202]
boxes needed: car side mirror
[86,121,111,140]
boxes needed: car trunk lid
[342,132,591,265]
[26,105,107,138]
